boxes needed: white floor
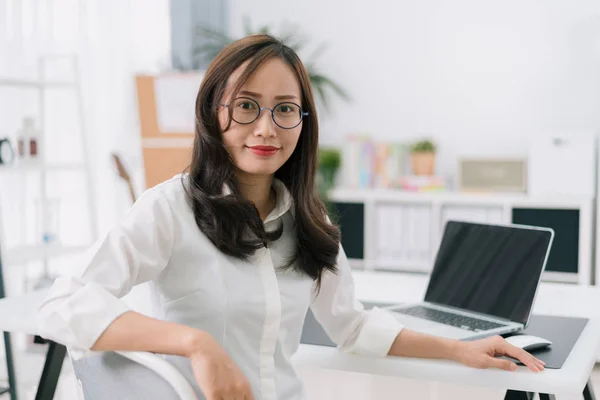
[1,350,599,399]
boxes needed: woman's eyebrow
[238,90,299,101]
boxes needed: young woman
[38,35,544,400]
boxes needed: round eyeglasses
[221,97,308,129]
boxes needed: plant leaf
[310,73,351,102]
[313,79,329,111]
[243,16,253,36]
[195,26,231,44]
[277,25,307,52]
[256,24,272,35]
[306,42,329,65]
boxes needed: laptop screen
[424,221,553,325]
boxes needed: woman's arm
[93,311,254,399]
[388,329,457,360]
[91,311,203,356]
[388,328,546,372]
[309,245,405,356]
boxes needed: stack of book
[341,135,446,191]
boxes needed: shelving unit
[0,78,76,88]
[0,162,85,173]
[329,188,594,285]
[0,54,98,400]
[0,55,98,260]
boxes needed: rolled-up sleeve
[309,245,404,357]
[37,187,175,354]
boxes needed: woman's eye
[276,105,293,113]
[239,102,255,110]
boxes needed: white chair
[71,350,198,399]
[71,285,199,398]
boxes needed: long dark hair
[184,34,340,286]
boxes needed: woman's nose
[253,108,277,138]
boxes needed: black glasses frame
[221,97,309,129]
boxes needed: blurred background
[1,0,600,398]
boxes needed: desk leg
[34,341,66,400]
[504,380,594,400]
[503,391,534,400]
[4,331,17,400]
[584,379,596,400]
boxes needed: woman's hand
[187,331,254,400]
[453,335,545,372]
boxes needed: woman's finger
[487,356,518,371]
[503,345,544,372]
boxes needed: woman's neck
[236,174,276,221]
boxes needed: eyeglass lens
[230,97,303,129]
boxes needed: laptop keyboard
[394,305,507,332]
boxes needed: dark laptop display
[425,221,553,326]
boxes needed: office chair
[71,350,198,399]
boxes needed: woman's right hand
[188,331,254,400]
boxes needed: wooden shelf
[4,244,88,265]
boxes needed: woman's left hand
[453,335,545,372]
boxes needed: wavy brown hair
[184,34,340,286]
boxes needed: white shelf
[0,78,76,88]
[329,188,593,209]
[4,244,88,265]
[0,162,85,173]
[330,187,594,286]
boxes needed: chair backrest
[71,351,199,400]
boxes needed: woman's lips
[247,145,280,156]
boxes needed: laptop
[387,220,554,340]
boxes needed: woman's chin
[235,156,284,176]
[237,165,279,177]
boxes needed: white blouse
[37,176,404,400]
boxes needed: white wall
[227,0,600,176]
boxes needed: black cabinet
[330,202,364,260]
[511,208,580,274]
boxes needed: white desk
[0,276,598,399]
[293,322,600,397]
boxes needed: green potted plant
[316,147,341,212]
[410,139,436,176]
[318,147,341,189]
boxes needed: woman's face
[219,57,303,179]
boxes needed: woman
[38,35,544,400]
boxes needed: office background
[1,0,600,398]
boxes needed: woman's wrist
[183,328,214,358]
[445,339,467,362]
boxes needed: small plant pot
[411,152,435,176]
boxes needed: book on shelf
[341,135,446,191]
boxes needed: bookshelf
[328,188,595,285]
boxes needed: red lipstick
[247,145,279,156]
